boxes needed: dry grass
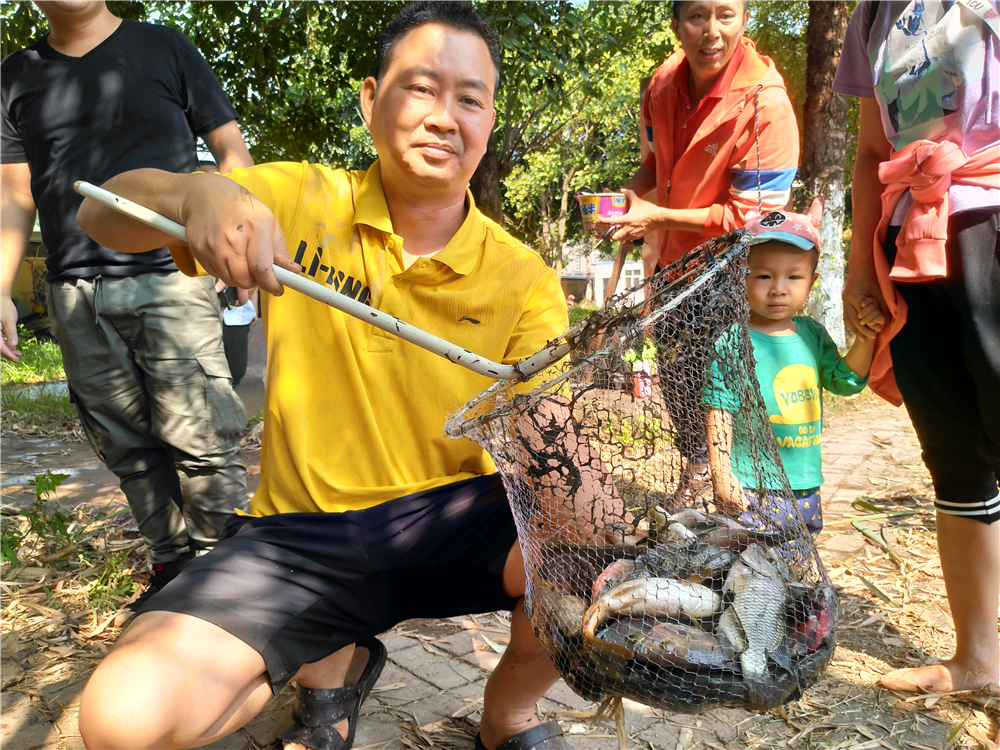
[2,399,998,750]
[1,500,148,740]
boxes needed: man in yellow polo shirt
[76,4,571,750]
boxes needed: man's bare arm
[1,162,36,361]
[201,120,254,174]
[621,165,657,198]
[76,168,190,252]
[77,169,296,294]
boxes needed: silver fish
[582,577,723,657]
[637,540,734,584]
[634,621,735,671]
[667,521,697,543]
[716,605,747,656]
[722,544,788,681]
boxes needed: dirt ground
[1,394,998,749]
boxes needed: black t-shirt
[1,20,238,281]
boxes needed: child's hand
[855,295,886,339]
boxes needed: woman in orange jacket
[610,0,800,498]
[613,0,800,267]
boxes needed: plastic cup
[576,192,628,236]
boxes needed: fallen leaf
[481,635,507,654]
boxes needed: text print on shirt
[291,239,372,305]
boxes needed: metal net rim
[446,231,752,438]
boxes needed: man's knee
[502,542,526,599]
[79,612,267,749]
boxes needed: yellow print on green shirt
[769,364,821,425]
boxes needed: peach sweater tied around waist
[869,139,1000,405]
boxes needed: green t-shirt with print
[706,316,868,490]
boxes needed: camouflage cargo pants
[48,272,248,563]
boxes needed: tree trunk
[470,131,504,226]
[552,166,576,279]
[799,1,852,348]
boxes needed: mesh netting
[446,230,837,712]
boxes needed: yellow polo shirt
[171,161,567,516]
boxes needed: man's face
[361,23,496,199]
[671,1,749,86]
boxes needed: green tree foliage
[2,1,673,254]
[746,1,809,141]
[0,2,857,263]
[503,41,671,267]
[746,1,861,227]
[1,1,393,165]
[495,2,675,265]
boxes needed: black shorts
[885,208,1000,522]
[143,474,520,692]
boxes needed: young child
[705,204,886,539]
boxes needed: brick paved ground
[1,395,961,749]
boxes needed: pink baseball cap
[744,198,823,254]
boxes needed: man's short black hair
[374,1,501,92]
[671,1,750,21]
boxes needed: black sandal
[474,721,571,750]
[273,637,387,750]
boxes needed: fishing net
[446,230,837,712]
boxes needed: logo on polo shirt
[459,316,481,324]
[704,142,719,157]
[292,240,372,305]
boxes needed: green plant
[943,720,967,749]
[1,383,77,433]
[83,547,140,614]
[0,470,72,567]
[0,327,65,385]
[568,304,595,326]
[622,338,658,376]
[0,511,25,565]
[602,411,665,449]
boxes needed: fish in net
[446,229,837,713]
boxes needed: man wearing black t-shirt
[0,1,252,606]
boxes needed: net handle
[73,181,570,381]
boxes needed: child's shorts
[738,487,823,536]
[738,488,823,568]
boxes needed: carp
[716,605,747,655]
[636,541,735,586]
[790,585,837,656]
[721,544,788,681]
[666,508,793,551]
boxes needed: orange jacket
[869,140,1000,405]
[642,39,800,267]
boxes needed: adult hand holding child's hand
[843,267,887,341]
[856,295,886,334]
